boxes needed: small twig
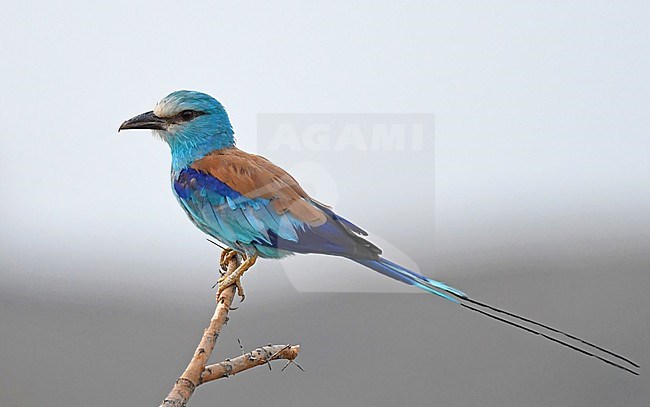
[200,344,301,384]
[281,359,305,372]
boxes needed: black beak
[118,111,166,132]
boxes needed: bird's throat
[168,130,235,171]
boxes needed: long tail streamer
[458,299,639,375]
[460,296,640,369]
[357,257,640,375]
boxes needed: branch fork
[159,253,301,407]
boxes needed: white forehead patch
[154,95,189,118]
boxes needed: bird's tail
[353,257,466,303]
[354,257,640,376]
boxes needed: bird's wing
[174,147,380,258]
[191,147,327,226]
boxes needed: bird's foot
[212,248,240,289]
[219,248,238,274]
[217,253,258,302]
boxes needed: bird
[120,90,639,375]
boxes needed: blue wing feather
[173,167,380,259]
[173,166,464,303]
[174,168,301,256]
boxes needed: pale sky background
[1,2,649,406]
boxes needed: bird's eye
[180,110,195,121]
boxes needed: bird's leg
[217,253,258,301]
[219,248,238,274]
[212,248,241,289]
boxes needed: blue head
[119,90,235,171]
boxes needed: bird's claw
[215,248,241,288]
[219,248,238,272]
[216,274,243,301]
[216,253,257,304]
[216,274,246,302]
[235,279,245,302]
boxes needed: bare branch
[200,344,301,384]
[159,255,240,407]
[158,253,302,407]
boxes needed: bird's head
[119,90,235,170]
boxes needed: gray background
[1,1,648,406]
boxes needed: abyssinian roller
[119,90,639,375]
